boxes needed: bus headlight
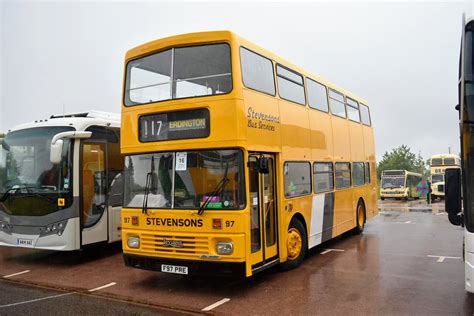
[127,236,140,248]
[40,220,68,237]
[216,242,233,255]
[0,221,12,234]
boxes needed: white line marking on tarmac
[88,282,117,292]
[320,248,345,255]
[0,292,74,308]
[3,270,30,278]
[427,255,461,263]
[202,298,231,311]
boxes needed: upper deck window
[307,79,329,112]
[124,43,232,106]
[346,98,361,122]
[240,47,275,95]
[328,89,346,118]
[276,65,306,105]
[443,158,455,165]
[360,103,371,126]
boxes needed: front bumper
[123,253,246,277]
[380,193,408,198]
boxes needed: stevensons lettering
[146,217,204,227]
[247,107,280,131]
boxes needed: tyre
[281,218,307,271]
[381,197,385,201]
[353,201,366,235]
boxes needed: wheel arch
[357,197,367,223]
[290,212,308,242]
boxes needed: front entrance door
[249,154,278,270]
[81,141,108,245]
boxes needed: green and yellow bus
[380,170,422,200]
[120,31,378,277]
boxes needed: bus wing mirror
[258,157,269,174]
[50,131,92,164]
[445,168,463,226]
[0,138,9,151]
[50,139,64,164]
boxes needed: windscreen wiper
[142,156,155,215]
[198,163,229,216]
[0,184,34,202]
[0,188,18,202]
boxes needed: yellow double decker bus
[430,154,461,200]
[120,31,378,277]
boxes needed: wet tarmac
[0,200,472,315]
[0,281,190,315]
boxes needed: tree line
[377,144,428,179]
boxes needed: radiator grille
[141,233,209,257]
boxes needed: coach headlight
[216,242,233,255]
[0,221,12,233]
[127,236,140,248]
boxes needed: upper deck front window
[124,43,232,106]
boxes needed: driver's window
[82,143,106,228]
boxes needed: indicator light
[132,216,139,226]
[212,218,222,229]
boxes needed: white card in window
[175,153,187,171]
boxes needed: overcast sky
[0,0,473,161]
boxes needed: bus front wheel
[353,201,366,235]
[281,218,307,271]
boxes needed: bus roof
[8,111,120,133]
[430,154,460,159]
[382,170,422,177]
[125,30,369,106]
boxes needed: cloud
[1,1,471,161]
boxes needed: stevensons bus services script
[247,107,280,131]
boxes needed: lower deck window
[313,162,334,193]
[284,162,311,197]
[352,162,365,186]
[335,162,351,189]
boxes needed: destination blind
[139,108,210,142]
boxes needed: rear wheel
[281,218,307,271]
[353,201,366,235]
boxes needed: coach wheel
[353,201,366,235]
[281,218,307,271]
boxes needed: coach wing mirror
[258,157,270,174]
[50,131,92,164]
[445,168,463,226]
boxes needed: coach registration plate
[161,264,188,275]
[17,238,33,247]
